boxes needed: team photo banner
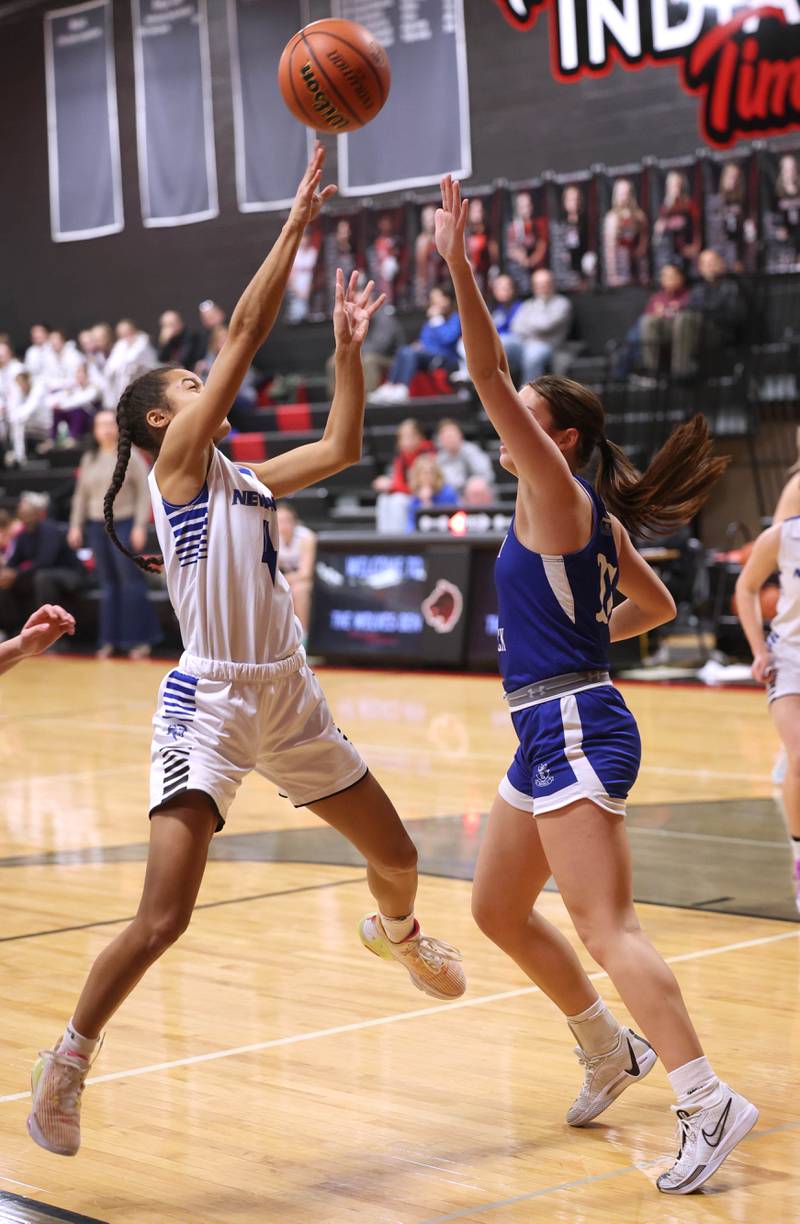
[335,0,472,195]
[131,0,218,227]
[44,0,123,242]
[494,1,800,147]
[228,0,312,212]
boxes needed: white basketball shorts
[149,648,367,829]
[767,650,800,705]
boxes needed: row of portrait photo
[285,146,800,321]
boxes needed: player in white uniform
[736,515,800,911]
[28,147,465,1158]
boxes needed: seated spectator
[276,502,317,635]
[325,288,404,397]
[0,492,85,645]
[640,264,691,372]
[406,453,459,531]
[373,418,435,534]
[484,273,523,381]
[0,339,25,458]
[49,362,101,446]
[41,328,82,393]
[104,319,157,407]
[650,250,746,379]
[157,310,202,369]
[198,299,227,337]
[8,370,51,465]
[24,324,52,380]
[196,324,258,424]
[68,409,160,660]
[91,322,114,371]
[509,269,573,383]
[370,286,461,403]
[287,232,320,323]
[436,418,495,496]
[462,475,495,507]
[0,508,19,565]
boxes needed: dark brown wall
[0,0,764,343]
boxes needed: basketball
[278,19,391,134]
[730,583,780,622]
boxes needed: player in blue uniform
[435,175,758,1195]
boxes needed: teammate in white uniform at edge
[27,147,464,1158]
[736,517,800,912]
[434,174,757,1195]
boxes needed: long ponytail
[104,367,172,572]
[530,376,730,538]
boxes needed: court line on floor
[1,925,797,1106]
[416,1118,800,1222]
[0,875,367,944]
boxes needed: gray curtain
[44,0,124,242]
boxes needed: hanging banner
[228,0,312,212]
[492,3,800,149]
[336,0,471,195]
[44,0,123,243]
[131,0,218,227]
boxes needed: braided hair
[104,367,173,572]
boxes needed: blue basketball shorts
[499,684,641,817]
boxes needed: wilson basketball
[278,19,391,134]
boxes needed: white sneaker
[370,383,407,403]
[358,914,466,1000]
[28,1046,96,1156]
[657,1085,758,1194]
[566,1028,657,1126]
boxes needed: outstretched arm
[253,271,385,498]
[0,604,75,676]
[735,525,781,683]
[435,176,578,509]
[157,144,337,497]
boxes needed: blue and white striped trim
[163,485,209,568]
[163,669,199,721]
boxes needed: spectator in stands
[435,418,495,496]
[668,249,747,378]
[50,362,102,446]
[287,232,320,323]
[603,178,649,286]
[91,323,114,375]
[466,198,498,296]
[0,339,25,462]
[415,204,446,307]
[506,190,548,295]
[370,286,461,403]
[25,324,51,380]
[68,410,160,660]
[630,263,691,375]
[368,212,403,304]
[406,453,459,531]
[196,323,258,423]
[478,272,524,381]
[373,418,435,533]
[8,370,51,465]
[325,290,403,398]
[653,170,700,273]
[0,508,18,565]
[276,502,317,635]
[509,269,573,383]
[104,320,156,408]
[462,475,495,507]
[157,310,202,369]
[198,299,226,336]
[0,492,84,644]
[42,328,82,392]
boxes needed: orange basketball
[278,19,391,134]
[730,584,780,622]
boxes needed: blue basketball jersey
[495,477,618,691]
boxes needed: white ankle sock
[667,1055,724,1112]
[58,1019,99,1062]
[380,912,416,943]
[791,837,800,864]
[566,997,622,1057]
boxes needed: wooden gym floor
[0,659,798,1223]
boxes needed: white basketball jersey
[149,449,300,665]
[770,516,800,663]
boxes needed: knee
[572,910,641,968]
[134,907,193,958]
[471,890,523,946]
[372,834,418,878]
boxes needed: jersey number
[596,553,617,625]
[262,519,277,582]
